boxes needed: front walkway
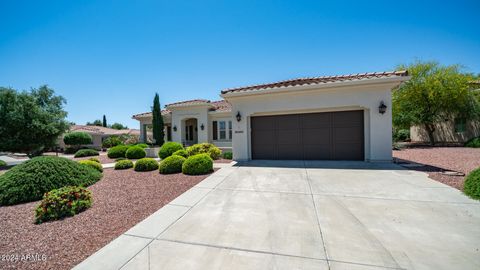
[74,160,480,270]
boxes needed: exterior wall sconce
[236,111,242,122]
[379,101,387,114]
[200,124,205,130]
[173,125,177,132]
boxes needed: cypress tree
[152,93,165,146]
[102,115,107,127]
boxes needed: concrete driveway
[75,161,480,270]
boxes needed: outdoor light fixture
[173,125,177,132]
[200,124,205,130]
[236,111,242,122]
[379,101,387,114]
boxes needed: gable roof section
[221,70,409,95]
[132,100,231,119]
[70,125,139,136]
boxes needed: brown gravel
[214,158,233,163]
[74,152,117,164]
[0,169,211,270]
[393,147,480,190]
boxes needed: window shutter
[213,121,218,140]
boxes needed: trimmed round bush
[159,142,184,159]
[464,168,480,200]
[182,154,213,175]
[107,145,130,158]
[63,132,92,146]
[465,137,480,148]
[102,136,124,148]
[159,155,186,174]
[0,160,7,167]
[136,143,149,148]
[34,186,92,224]
[186,143,222,160]
[172,149,189,158]
[0,156,102,206]
[88,157,100,163]
[222,152,233,159]
[115,157,127,161]
[78,160,103,172]
[134,158,159,172]
[126,146,147,159]
[115,160,134,170]
[74,149,99,158]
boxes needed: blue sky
[1,0,479,128]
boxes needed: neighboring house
[133,71,410,161]
[410,82,480,143]
[58,125,142,150]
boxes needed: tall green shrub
[152,93,165,146]
[64,132,93,148]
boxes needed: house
[58,125,142,150]
[410,81,480,144]
[133,71,410,161]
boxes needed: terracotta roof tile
[166,99,210,107]
[209,100,231,112]
[132,109,170,118]
[221,70,409,94]
[70,125,139,135]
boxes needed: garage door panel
[278,130,300,144]
[334,143,363,160]
[302,113,332,128]
[251,116,276,130]
[303,145,332,160]
[334,127,363,142]
[251,110,364,160]
[302,128,331,144]
[277,144,303,160]
[276,115,300,129]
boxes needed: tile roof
[70,125,139,135]
[166,99,210,107]
[132,100,231,119]
[221,70,409,94]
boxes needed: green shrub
[0,160,6,167]
[34,186,93,224]
[172,149,189,158]
[115,159,134,170]
[102,136,124,148]
[134,158,159,172]
[186,143,222,160]
[393,129,410,142]
[136,143,149,148]
[63,132,92,146]
[0,156,102,205]
[464,168,480,200]
[159,155,186,174]
[465,137,480,148]
[74,149,99,158]
[107,145,130,158]
[88,157,100,163]
[126,146,147,159]
[78,160,103,172]
[115,157,127,161]
[182,154,213,175]
[158,142,183,159]
[222,152,233,159]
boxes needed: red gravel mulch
[393,147,480,190]
[0,169,211,270]
[74,153,117,164]
[214,158,233,163]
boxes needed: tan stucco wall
[410,120,480,143]
[224,82,399,162]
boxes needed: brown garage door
[251,110,364,160]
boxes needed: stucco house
[133,71,410,161]
[58,125,142,150]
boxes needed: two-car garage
[251,110,364,160]
[221,71,409,162]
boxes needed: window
[213,120,232,140]
[454,118,466,133]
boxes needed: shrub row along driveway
[75,160,480,270]
[0,169,210,270]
